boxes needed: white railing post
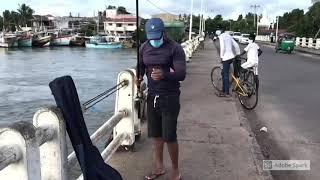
[296,37,300,46]
[128,68,143,138]
[33,107,67,180]
[316,39,320,50]
[114,70,135,146]
[0,122,41,180]
[308,38,314,48]
[301,37,307,47]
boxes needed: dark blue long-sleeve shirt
[139,38,186,96]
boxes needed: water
[0,47,136,135]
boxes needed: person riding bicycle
[239,33,263,90]
[216,28,241,97]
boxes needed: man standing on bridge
[217,28,241,97]
[138,18,186,180]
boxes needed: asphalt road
[244,44,320,180]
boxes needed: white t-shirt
[244,42,260,64]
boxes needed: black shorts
[147,94,180,142]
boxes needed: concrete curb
[233,100,274,180]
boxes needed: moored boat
[70,33,86,47]
[18,35,33,47]
[85,36,123,49]
[50,30,73,46]
[85,42,123,49]
[0,33,17,48]
[32,32,51,47]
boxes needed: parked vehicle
[233,32,242,42]
[239,34,250,44]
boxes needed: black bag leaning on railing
[49,76,123,180]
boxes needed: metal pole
[136,0,141,93]
[199,0,203,35]
[256,18,259,36]
[189,0,193,40]
[275,16,279,42]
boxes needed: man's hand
[151,68,164,81]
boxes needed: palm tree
[17,4,34,27]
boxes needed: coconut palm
[17,4,34,27]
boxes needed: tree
[17,4,34,27]
[117,6,130,14]
[107,5,116,9]
[237,15,243,21]
[0,16,3,31]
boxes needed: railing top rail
[67,109,128,167]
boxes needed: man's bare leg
[167,141,180,180]
[154,138,165,172]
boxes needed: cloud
[1,0,313,21]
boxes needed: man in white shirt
[217,29,241,97]
[240,34,263,90]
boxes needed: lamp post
[275,16,279,42]
[189,0,194,40]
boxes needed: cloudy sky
[0,0,313,21]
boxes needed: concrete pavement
[108,40,271,180]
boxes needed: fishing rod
[135,0,143,118]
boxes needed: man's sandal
[145,170,166,180]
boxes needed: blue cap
[145,18,165,40]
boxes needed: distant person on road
[138,18,186,180]
[239,34,263,90]
[217,28,241,97]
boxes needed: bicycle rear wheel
[211,66,223,92]
[238,81,258,110]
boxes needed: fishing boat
[0,33,17,48]
[50,30,73,46]
[32,32,51,47]
[85,36,122,49]
[18,34,33,47]
[70,33,86,47]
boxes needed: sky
[0,0,313,21]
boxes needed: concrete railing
[0,38,202,179]
[181,35,202,62]
[0,69,140,180]
[256,35,320,50]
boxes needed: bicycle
[210,57,258,110]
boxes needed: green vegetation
[182,2,320,37]
[278,2,320,37]
[1,3,34,31]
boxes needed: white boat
[85,42,123,49]
[85,36,123,49]
[0,33,17,48]
[50,30,73,46]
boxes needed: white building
[104,14,138,35]
[105,9,117,18]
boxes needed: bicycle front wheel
[211,66,223,92]
[238,81,258,110]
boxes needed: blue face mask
[150,37,164,48]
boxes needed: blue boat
[85,36,123,49]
